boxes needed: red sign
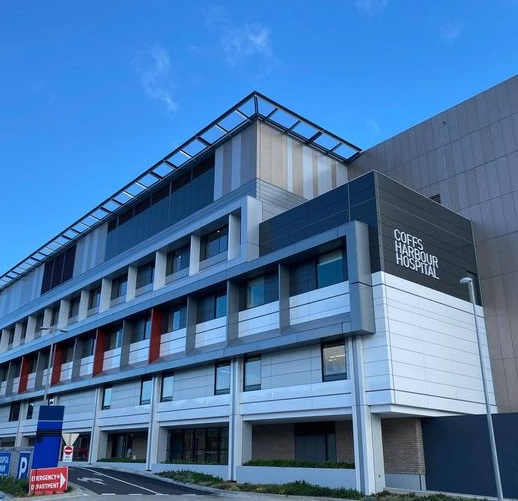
[63,445,74,462]
[29,466,68,495]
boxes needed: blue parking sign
[17,452,31,479]
[0,452,11,476]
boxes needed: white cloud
[204,6,278,71]
[367,117,381,136]
[355,0,388,16]
[133,45,178,113]
[440,22,464,43]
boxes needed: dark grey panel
[422,413,518,499]
[375,172,478,303]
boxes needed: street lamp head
[460,276,473,285]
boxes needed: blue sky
[1,0,517,276]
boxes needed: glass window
[166,245,190,275]
[244,357,261,391]
[28,356,37,373]
[197,289,227,323]
[34,313,44,335]
[201,226,228,261]
[111,275,128,300]
[136,261,155,289]
[244,273,278,309]
[140,377,152,405]
[130,315,151,343]
[215,361,231,395]
[322,342,347,382]
[88,286,102,310]
[7,326,15,345]
[106,324,123,350]
[9,402,20,422]
[0,365,7,382]
[168,427,228,464]
[102,386,112,410]
[163,305,186,332]
[63,341,75,363]
[161,373,174,402]
[81,335,95,358]
[317,249,344,288]
[20,321,27,342]
[69,296,80,318]
[26,400,35,420]
[49,306,59,327]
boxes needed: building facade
[0,90,501,493]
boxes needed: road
[68,465,213,496]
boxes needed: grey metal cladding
[375,172,478,303]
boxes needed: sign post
[29,466,68,495]
[62,445,74,462]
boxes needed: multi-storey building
[0,85,505,493]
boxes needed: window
[20,321,27,343]
[102,386,112,410]
[111,274,128,301]
[0,365,7,382]
[26,400,35,420]
[9,402,20,422]
[140,377,152,405]
[136,261,155,290]
[290,248,346,295]
[317,249,345,289]
[41,245,76,294]
[106,324,123,350]
[322,342,347,381]
[244,357,261,391]
[243,273,278,309]
[295,422,336,462]
[28,356,37,373]
[169,427,228,464]
[63,341,75,363]
[7,326,15,346]
[161,373,174,402]
[166,245,190,275]
[200,226,228,261]
[49,305,59,327]
[130,315,151,343]
[69,296,80,319]
[81,335,95,358]
[34,313,44,336]
[162,305,186,332]
[88,286,102,310]
[215,361,231,395]
[197,289,227,323]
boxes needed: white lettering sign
[394,229,439,279]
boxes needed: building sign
[29,466,68,495]
[394,229,439,279]
[0,452,11,475]
[17,452,31,479]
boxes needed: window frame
[160,373,174,402]
[140,377,153,405]
[214,361,231,395]
[244,356,261,391]
[166,245,190,276]
[136,261,155,290]
[200,226,228,261]
[101,386,112,410]
[321,341,347,382]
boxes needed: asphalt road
[68,465,213,496]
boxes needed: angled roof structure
[0,91,362,290]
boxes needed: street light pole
[460,277,504,501]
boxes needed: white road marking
[74,467,161,494]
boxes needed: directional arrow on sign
[59,472,67,489]
[77,477,106,485]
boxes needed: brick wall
[336,420,355,463]
[382,418,425,474]
[252,423,295,460]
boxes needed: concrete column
[99,278,111,313]
[156,427,169,463]
[228,212,241,260]
[154,251,167,290]
[13,322,23,347]
[88,387,102,463]
[350,336,385,494]
[189,234,200,275]
[0,329,9,352]
[78,290,89,321]
[57,299,68,331]
[185,296,197,354]
[146,374,160,470]
[127,266,138,300]
[228,358,242,481]
[26,316,37,343]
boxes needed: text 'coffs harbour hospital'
[1,76,518,495]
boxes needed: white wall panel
[195,318,226,348]
[174,366,214,400]
[128,340,149,364]
[160,328,186,357]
